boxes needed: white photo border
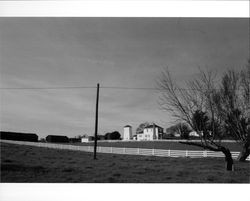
[0,1,249,201]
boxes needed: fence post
[152,148,155,156]
[137,148,140,155]
[203,150,207,158]
[168,149,170,157]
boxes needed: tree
[214,64,250,161]
[237,63,250,160]
[39,138,46,142]
[179,123,192,139]
[105,131,121,140]
[157,68,234,171]
[166,125,178,135]
[187,110,233,170]
[224,109,250,160]
[136,122,150,134]
[190,65,250,162]
[166,122,191,139]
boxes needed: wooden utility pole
[93,83,100,160]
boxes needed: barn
[0,131,38,142]
[46,135,69,143]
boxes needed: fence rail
[1,139,249,160]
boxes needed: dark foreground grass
[1,142,249,183]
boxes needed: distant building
[0,131,38,142]
[81,136,91,142]
[173,133,181,138]
[132,134,137,140]
[137,124,163,141]
[46,135,69,143]
[69,137,81,143]
[123,125,132,140]
[189,131,200,137]
[81,135,105,142]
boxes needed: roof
[46,135,69,138]
[144,124,163,129]
[124,125,132,128]
[0,131,37,136]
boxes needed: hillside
[1,142,249,183]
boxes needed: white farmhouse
[123,125,132,140]
[137,124,163,141]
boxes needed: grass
[1,142,249,183]
[70,141,242,151]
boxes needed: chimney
[153,123,156,140]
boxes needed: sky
[0,18,249,139]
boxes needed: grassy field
[71,141,242,151]
[1,142,249,183]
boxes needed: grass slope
[1,142,249,183]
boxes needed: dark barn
[0,131,38,142]
[46,135,69,143]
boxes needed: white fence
[99,139,237,143]
[1,139,249,160]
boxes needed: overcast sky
[0,18,249,138]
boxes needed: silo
[123,125,132,140]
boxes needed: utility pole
[94,83,100,160]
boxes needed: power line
[0,85,245,91]
[101,86,162,90]
[0,86,191,91]
[0,86,96,90]
[0,86,165,90]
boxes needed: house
[123,125,132,140]
[81,135,94,142]
[137,124,163,141]
[189,131,200,137]
[81,136,91,142]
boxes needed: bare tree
[157,68,234,171]
[216,63,250,161]
[237,62,250,160]
[157,68,194,126]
